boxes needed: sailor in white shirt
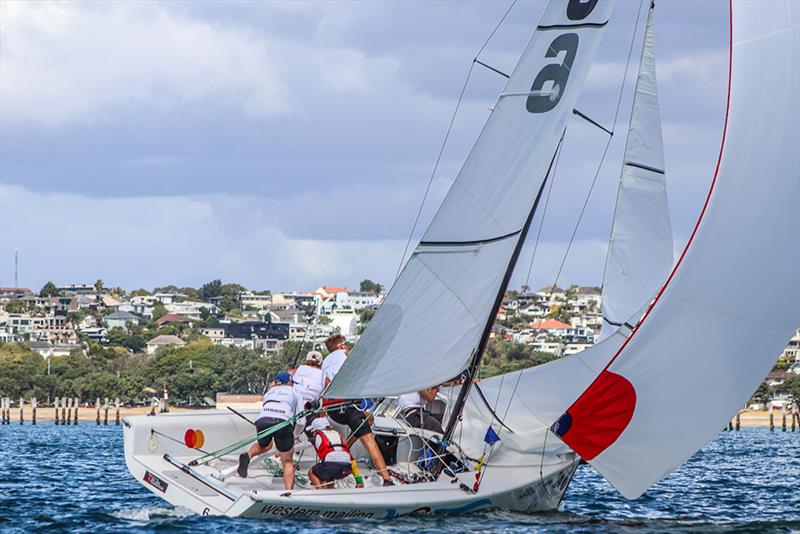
[291,350,324,406]
[238,372,304,490]
[398,386,443,433]
[321,334,393,486]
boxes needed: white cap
[305,350,323,365]
[310,417,331,432]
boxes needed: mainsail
[600,3,673,339]
[555,0,800,499]
[327,0,617,399]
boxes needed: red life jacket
[314,429,349,461]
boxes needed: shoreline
[1,406,795,428]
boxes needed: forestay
[327,0,617,399]
[556,0,800,499]
[600,3,673,339]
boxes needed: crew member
[238,372,304,490]
[398,386,444,434]
[321,334,393,486]
[291,350,324,407]
[306,417,353,489]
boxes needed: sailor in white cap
[290,350,324,408]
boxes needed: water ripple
[0,425,797,533]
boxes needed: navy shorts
[311,461,352,482]
[255,416,294,452]
[329,406,371,438]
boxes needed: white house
[146,335,186,355]
[330,309,359,337]
[105,310,140,331]
[575,286,602,309]
[781,328,800,363]
[335,291,383,311]
[165,301,219,320]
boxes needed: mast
[440,133,566,449]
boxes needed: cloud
[0,183,618,292]
[0,2,293,124]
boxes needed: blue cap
[274,372,292,385]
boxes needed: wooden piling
[1,397,5,425]
[104,398,109,425]
[73,397,79,425]
[793,412,798,432]
[735,412,741,431]
[67,397,73,426]
[61,397,67,425]
[769,411,774,432]
[96,398,101,425]
[782,412,787,432]
[19,397,24,424]
[54,397,59,425]
[32,398,37,425]
[115,398,120,425]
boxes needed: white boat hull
[123,409,578,519]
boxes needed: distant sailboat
[123,0,799,518]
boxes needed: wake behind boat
[124,0,799,519]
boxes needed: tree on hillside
[94,279,105,292]
[4,300,28,313]
[359,279,384,296]
[199,279,223,300]
[751,381,772,405]
[39,281,60,297]
[130,288,150,297]
[783,374,800,411]
[152,303,168,320]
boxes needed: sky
[0,0,729,293]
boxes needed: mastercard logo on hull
[184,428,205,449]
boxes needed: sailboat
[123,0,800,518]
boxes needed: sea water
[1,424,798,533]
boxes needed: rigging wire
[523,139,563,290]
[546,0,646,297]
[394,0,518,281]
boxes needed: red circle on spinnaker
[184,428,197,448]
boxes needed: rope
[394,0,518,280]
[151,429,211,455]
[189,400,357,467]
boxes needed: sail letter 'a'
[600,4,673,339]
[327,0,617,399]
[558,0,800,499]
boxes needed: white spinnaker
[601,4,672,339]
[562,0,800,499]
[328,0,616,399]
[466,325,628,433]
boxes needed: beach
[5,404,795,428]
